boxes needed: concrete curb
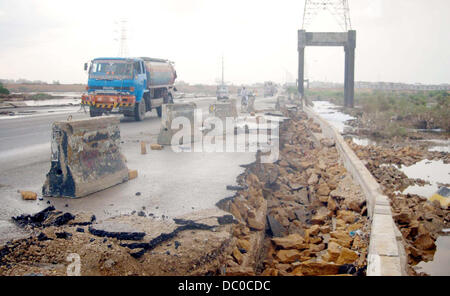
[304,106,407,276]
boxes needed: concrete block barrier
[42,116,129,198]
[304,106,407,276]
[247,97,255,113]
[275,96,287,111]
[209,99,237,120]
[157,103,197,145]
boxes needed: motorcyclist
[240,86,248,111]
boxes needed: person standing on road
[240,86,248,112]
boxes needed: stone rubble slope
[348,141,449,275]
[220,110,370,276]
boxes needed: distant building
[309,80,450,91]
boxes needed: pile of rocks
[349,141,450,275]
[349,142,449,166]
[218,172,268,276]
[221,111,370,276]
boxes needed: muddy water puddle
[399,159,450,198]
[420,139,450,153]
[312,101,377,148]
[398,159,450,275]
[312,101,355,133]
[415,234,450,276]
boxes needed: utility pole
[222,55,224,85]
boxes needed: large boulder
[291,261,340,276]
[267,215,288,237]
[272,234,307,249]
[276,249,302,263]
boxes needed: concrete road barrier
[42,116,129,198]
[157,103,197,145]
[247,97,255,113]
[209,99,237,120]
[275,96,287,111]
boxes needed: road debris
[20,191,37,200]
[128,169,138,180]
[150,144,163,151]
[140,141,147,154]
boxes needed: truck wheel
[89,108,101,117]
[134,101,146,121]
[156,106,162,118]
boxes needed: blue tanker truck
[81,57,177,121]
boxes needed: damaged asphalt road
[0,96,256,244]
[0,96,283,275]
[1,205,238,275]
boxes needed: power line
[302,0,352,31]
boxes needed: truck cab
[216,84,229,100]
[82,57,176,121]
[264,81,277,97]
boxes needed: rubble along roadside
[348,141,450,275]
[218,108,370,276]
[0,206,236,276]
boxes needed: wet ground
[312,99,449,276]
[1,95,447,275]
[311,101,355,133]
[416,234,450,276]
[399,160,450,198]
[0,94,286,276]
[312,100,450,196]
[0,95,279,245]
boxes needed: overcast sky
[0,0,449,85]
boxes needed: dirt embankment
[348,142,450,275]
[219,109,370,276]
[4,83,86,93]
[0,207,236,276]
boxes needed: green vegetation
[0,82,10,95]
[305,89,344,105]
[285,85,299,95]
[28,93,54,100]
[305,89,450,136]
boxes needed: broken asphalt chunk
[88,226,145,241]
[226,185,246,191]
[267,215,287,237]
[217,215,235,225]
[55,232,72,239]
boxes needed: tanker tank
[142,57,177,87]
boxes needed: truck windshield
[89,60,133,80]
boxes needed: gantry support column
[298,30,306,99]
[344,30,356,108]
[297,29,356,108]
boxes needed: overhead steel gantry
[299,0,356,108]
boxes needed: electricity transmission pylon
[115,19,129,57]
[302,0,352,31]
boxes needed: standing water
[312,100,450,276]
[311,101,355,133]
